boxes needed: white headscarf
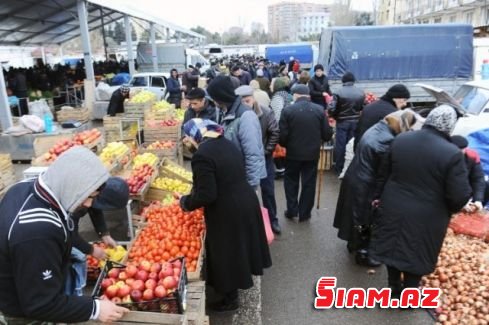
[424,104,458,135]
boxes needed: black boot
[271,221,282,235]
[355,249,382,267]
[210,290,239,313]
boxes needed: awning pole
[150,23,158,71]
[77,0,95,81]
[0,64,13,130]
[124,15,136,75]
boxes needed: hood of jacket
[40,146,110,214]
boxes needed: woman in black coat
[369,105,472,296]
[179,118,272,312]
[333,109,418,267]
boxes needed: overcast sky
[116,0,374,33]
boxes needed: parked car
[109,72,170,100]
[417,81,489,137]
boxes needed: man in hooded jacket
[207,76,266,189]
[0,147,129,324]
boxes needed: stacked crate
[143,106,180,148]
[0,154,16,196]
[56,107,90,123]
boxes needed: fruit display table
[0,121,94,161]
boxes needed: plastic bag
[449,211,489,242]
[261,207,274,245]
[19,115,45,133]
[96,82,112,101]
[29,99,53,120]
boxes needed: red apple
[125,278,135,286]
[118,271,128,281]
[131,279,145,291]
[130,289,142,302]
[148,272,158,281]
[159,264,173,278]
[105,284,119,299]
[154,285,167,298]
[150,263,162,274]
[162,276,177,290]
[172,260,182,268]
[135,270,148,282]
[173,268,181,278]
[118,284,131,298]
[140,261,151,272]
[125,265,138,278]
[145,279,157,291]
[101,278,115,290]
[107,268,120,279]
[142,288,154,301]
[111,297,122,304]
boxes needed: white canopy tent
[0,0,205,130]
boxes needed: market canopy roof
[0,0,205,46]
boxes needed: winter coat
[354,96,398,150]
[254,103,279,156]
[238,71,252,85]
[328,82,365,121]
[278,97,333,161]
[180,136,272,294]
[107,89,127,116]
[464,148,486,202]
[0,180,96,322]
[270,90,291,123]
[255,77,271,95]
[220,97,267,187]
[167,77,182,100]
[369,126,472,275]
[333,121,395,242]
[308,75,331,108]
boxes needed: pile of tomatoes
[128,203,205,272]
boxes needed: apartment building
[298,12,331,39]
[377,0,489,26]
[268,2,329,41]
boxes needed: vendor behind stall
[107,84,130,116]
[66,177,130,296]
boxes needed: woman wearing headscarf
[369,105,472,297]
[333,109,419,267]
[270,77,291,178]
[179,118,272,313]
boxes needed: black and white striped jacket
[0,178,98,322]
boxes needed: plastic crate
[92,258,188,314]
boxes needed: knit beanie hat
[424,104,458,135]
[314,64,324,72]
[273,77,290,92]
[207,75,237,104]
[385,84,410,99]
[342,72,356,84]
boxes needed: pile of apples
[99,259,183,304]
[133,153,159,169]
[128,90,157,104]
[146,141,176,150]
[73,128,101,145]
[128,203,205,272]
[163,163,192,183]
[152,100,174,112]
[99,142,130,166]
[151,177,191,194]
[145,119,179,128]
[126,164,155,194]
[42,139,76,163]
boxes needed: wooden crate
[318,146,333,171]
[33,135,72,158]
[125,102,153,119]
[145,187,173,202]
[0,154,15,194]
[186,282,206,325]
[57,108,90,123]
[77,312,187,325]
[139,142,178,159]
[160,159,192,184]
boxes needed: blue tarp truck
[318,24,474,103]
[265,44,316,69]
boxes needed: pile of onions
[423,228,489,325]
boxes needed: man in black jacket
[0,147,128,324]
[182,88,218,133]
[236,85,281,234]
[279,84,333,221]
[451,135,487,211]
[107,84,130,116]
[328,72,365,174]
[308,64,331,109]
[354,84,410,151]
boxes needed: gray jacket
[220,97,267,187]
